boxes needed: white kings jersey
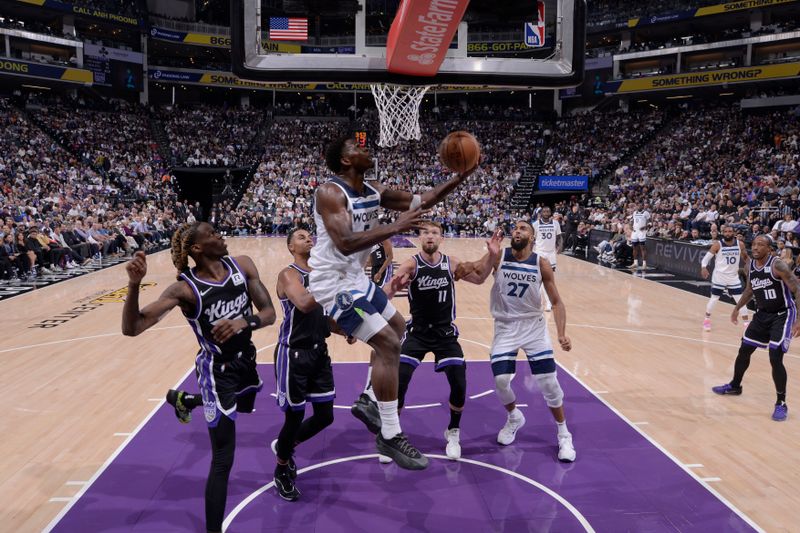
[532,218,561,255]
[490,248,543,321]
[632,210,650,232]
[310,176,381,276]
[712,240,742,282]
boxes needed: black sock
[777,393,786,404]
[182,393,203,409]
[448,409,462,430]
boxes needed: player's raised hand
[386,272,411,298]
[487,228,504,257]
[558,335,572,352]
[126,251,147,285]
[394,205,430,233]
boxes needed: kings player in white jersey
[531,206,562,311]
[628,202,650,271]
[484,220,576,462]
[701,224,750,331]
[310,135,475,470]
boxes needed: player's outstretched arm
[541,258,571,352]
[731,273,753,325]
[316,183,428,255]
[454,229,503,284]
[122,251,184,336]
[277,267,319,314]
[385,258,416,298]
[373,166,478,211]
[772,259,800,337]
[700,241,720,280]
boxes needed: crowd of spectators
[586,0,720,30]
[0,98,180,283]
[578,102,799,262]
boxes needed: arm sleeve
[701,252,714,268]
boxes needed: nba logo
[525,0,546,48]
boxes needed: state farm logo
[407,53,435,65]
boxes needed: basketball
[439,131,481,173]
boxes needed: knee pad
[494,373,516,405]
[444,364,466,408]
[534,372,564,408]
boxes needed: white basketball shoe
[558,432,576,462]
[445,428,461,460]
[497,411,526,445]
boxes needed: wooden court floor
[0,236,795,532]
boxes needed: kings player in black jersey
[270,227,347,501]
[386,221,502,459]
[367,238,394,289]
[122,222,276,533]
[713,235,800,422]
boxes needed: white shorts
[490,316,555,376]
[309,269,397,343]
[632,230,646,243]
[711,274,743,296]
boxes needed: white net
[370,83,431,148]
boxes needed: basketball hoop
[370,83,431,148]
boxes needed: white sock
[556,420,570,436]
[378,400,402,440]
[509,407,523,421]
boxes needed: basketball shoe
[166,389,193,424]
[351,393,381,434]
[445,428,461,460]
[711,383,742,395]
[703,317,711,331]
[497,410,526,445]
[558,432,576,462]
[376,432,428,470]
[270,439,297,479]
[274,465,300,502]
[772,402,788,421]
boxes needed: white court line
[147,398,161,402]
[469,389,494,400]
[256,342,277,354]
[458,336,764,533]
[594,390,609,394]
[49,498,73,503]
[221,454,596,532]
[0,324,185,354]
[43,366,196,532]
[702,477,723,483]
[404,402,442,409]
[65,481,87,486]
[685,464,704,468]
[112,433,131,437]
[632,422,650,426]
[516,403,529,407]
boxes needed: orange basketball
[439,131,481,173]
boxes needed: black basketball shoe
[270,439,297,480]
[351,393,381,434]
[274,465,300,502]
[166,389,193,424]
[376,432,429,470]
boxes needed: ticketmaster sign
[538,175,588,191]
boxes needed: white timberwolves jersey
[532,219,561,255]
[490,248,543,321]
[712,241,741,283]
[310,176,381,276]
[632,211,650,231]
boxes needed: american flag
[268,17,308,41]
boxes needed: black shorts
[196,343,262,428]
[274,343,335,412]
[743,309,796,352]
[400,329,465,372]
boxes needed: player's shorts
[743,308,797,352]
[538,252,557,272]
[400,328,465,372]
[711,275,743,297]
[373,262,393,288]
[631,230,647,244]
[490,316,555,376]
[309,269,397,342]
[196,343,262,428]
[274,342,335,412]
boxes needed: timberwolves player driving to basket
[121,222,276,533]
[713,235,800,421]
[310,136,476,470]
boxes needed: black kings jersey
[278,264,330,348]
[180,256,254,359]
[370,242,387,276]
[750,255,794,313]
[407,253,457,336]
